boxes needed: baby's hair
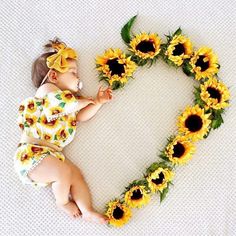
[31,37,71,88]
[31,37,85,98]
[44,37,67,51]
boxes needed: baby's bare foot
[57,201,82,218]
[82,210,109,224]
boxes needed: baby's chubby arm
[76,86,113,122]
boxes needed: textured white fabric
[0,0,236,235]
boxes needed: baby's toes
[75,213,81,218]
[73,212,81,218]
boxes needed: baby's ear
[48,69,58,82]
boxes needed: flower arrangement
[95,15,231,227]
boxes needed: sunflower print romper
[14,89,80,188]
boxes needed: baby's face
[56,59,81,93]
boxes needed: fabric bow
[46,43,78,73]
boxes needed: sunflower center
[195,55,209,71]
[113,206,124,219]
[26,118,34,125]
[28,103,35,110]
[173,142,185,158]
[131,189,143,200]
[136,40,155,53]
[172,43,185,56]
[152,172,165,185]
[185,114,203,132]
[107,58,125,76]
[207,87,221,102]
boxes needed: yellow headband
[40,42,78,86]
[46,42,78,73]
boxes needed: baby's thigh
[64,158,83,179]
[28,155,72,184]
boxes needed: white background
[0,0,235,235]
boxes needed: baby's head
[32,38,82,93]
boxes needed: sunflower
[24,113,38,128]
[61,114,69,121]
[18,122,24,130]
[128,32,161,66]
[66,116,76,129]
[163,135,196,165]
[199,77,230,110]
[41,133,53,142]
[53,151,65,162]
[123,179,151,208]
[40,115,59,130]
[61,91,77,103]
[104,199,132,227]
[67,116,77,132]
[189,47,219,80]
[95,48,137,90]
[146,167,174,193]
[35,126,42,137]
[46,106,64,117]
[177,104,212,141]
[55,127,69,141]
[16,146,34,166]
[18,104,25,114]
[26,99,37,113]
[30,145,45,154]
[42,98,49,107]
[164,34,193,66]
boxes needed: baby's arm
[76,86,112,122]
[76,99,102,122]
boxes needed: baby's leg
[64,158,109,224]
[28,155,81,218]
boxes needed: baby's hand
[96,86,113,105]
[77,97,95,110]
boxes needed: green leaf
[159,152,170,162]
[160,187,169,203]
[166,58,178,68]
[24,121,29,128]
[211,119,222,129]
[36,101,42,106]
[173,27,182,36]
[59,102,66,108]
[211,111,224,129]
[111,81,122,90]
[55,94,62,100]
[146,161,172,176]
[68,128,73,135]
[193,87,205,108]
[138,59,148,66]
[182,60,194,77]
[121,15,137,44]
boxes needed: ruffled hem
[46,102,79,122]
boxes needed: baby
[14,38,113,224]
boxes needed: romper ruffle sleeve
[42,89,80,122]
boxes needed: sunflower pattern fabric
[16,89,80,148]
[14,143,66,187]
[14,89,80,187]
